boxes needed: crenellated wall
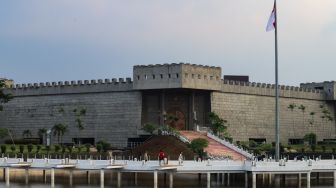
[211,80,335,143]
[0,77,142,148]
[6,78,133,96]
[221,80,324,100]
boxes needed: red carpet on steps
[180,131,246,161]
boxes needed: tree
[143,123,158,135]
[52,123,67,144]
[298,104,306,126]
[208,112,228,135]
[37,128,47,144]
[304,133,317,146]
[73,107,86,145]
[287,103,296,136]
[22,129,32,138]
[190,138,209,159]
[0,80,13,111]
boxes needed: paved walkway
[180,131,246,160]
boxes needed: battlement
[5,78,133,97]
[300,81,336,100]
[133,63,222,90]
[221,80,324,100]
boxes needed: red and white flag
[266,4,276,32]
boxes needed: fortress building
[0,63,335,148]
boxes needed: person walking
[158,149,165,165]
[144,151,149,162]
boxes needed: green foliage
[288,103,296,111]
[37,128,47,139]
[68,146,73,153]
[85,144,91,153]
[55,145,61,153]
[96,144,103,153]
[249,140,258,148]
[74,107,86,131]
[22,129,32,138]
[19,145,25,153]
[45,146,51,153]
[208,112,228,135]
[143,123,158,135]
[257,143,273,152]
[10,145,16,153]
[0,128,9,138]
[311,144,316,152]
[37,145,41,153]
[321,145,326,153]
[298,105,306,112]
[52,123,67,144]
[304,133,317,146]
[0,80,13,111]
[333,148,336,153]
[0,145,6,153]
[97,140,110,152]
[190,138,209,157]
[27,144,33,153]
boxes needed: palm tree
[22,129,32,138]
[298,105,306,126]
[287,103,296,136]
[37,128,47,144]
[52,124,67,144]
[73,107,86,145]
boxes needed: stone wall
[0,82,142,148]
[211,91,336,143]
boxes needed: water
[0,169,334,188]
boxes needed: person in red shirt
[158,149,165,165]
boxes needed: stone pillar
[43,169,47,183]
[216,173,220,185]
[222,173,225,185]
[100,169,104,188]
[245,172,248,188]
[69,170,73,186]
[117,171,121,188]
[269,173,272,185]
[189,91,196,130]
[307,172,311,188]
[154,170,158,188]
[51,168,55,187]
[207,172,211,188]
[298,173,302,187]
[169,172,173,188]
[134,172,138,185]
[5,167,9,187]
[25,168,29,184]
[252,172,256,188]
[87,171,91,184]
[333,171,336,188]
[227,173,230,186]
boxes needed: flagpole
[274,0,280,161]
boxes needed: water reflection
[0,169,334,188]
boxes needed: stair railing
[206,132,254,159]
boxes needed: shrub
[96,144,103,153]
[311,145,316,152]
[190,138,209,158]
[19,145,25,153]
[45,146,51,153]
[322,145,326,153]
[97,140,111,152]
[10,145,16,153]
[27,144,34,153]
[143,123,158,135]
[37,145,41,153]
[85,144,91,153]
[208,112,228,135]
[55,145,61,153]
[1,145,7,153]
[333,148,336,154]
[68,146,73,153]
[4,139,39,145]
[304,133,317,146]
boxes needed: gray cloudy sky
[1,0,336,86]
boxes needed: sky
[0,0,336,86]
